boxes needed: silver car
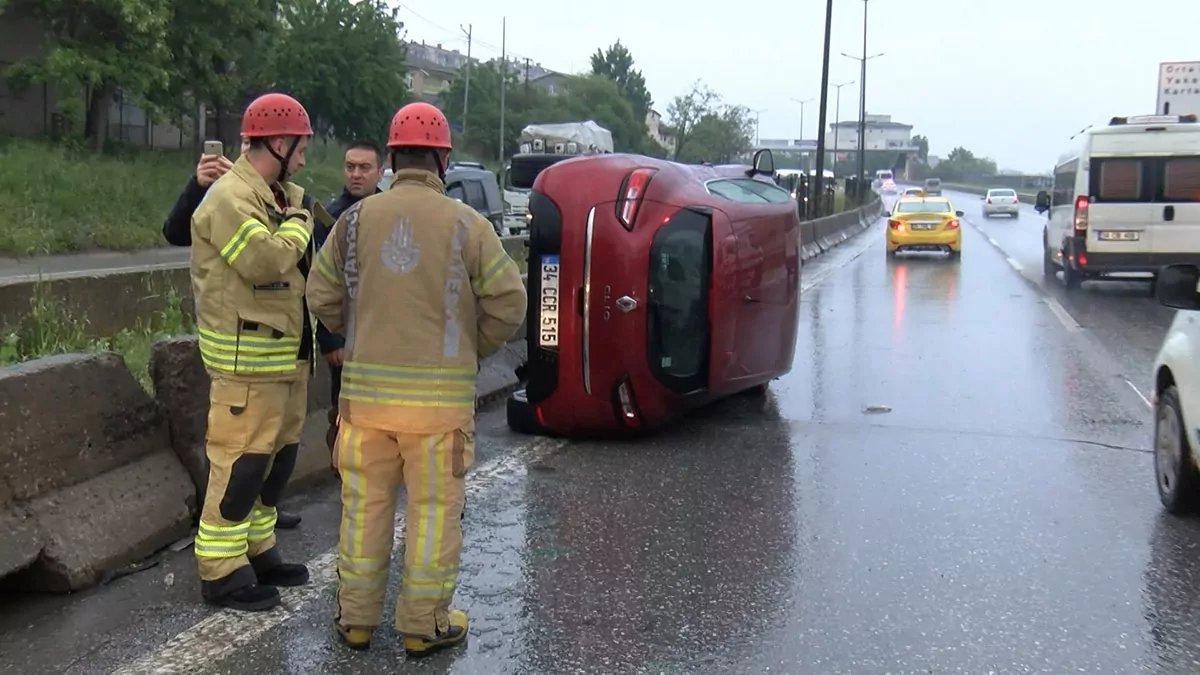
[982,188,1020,218]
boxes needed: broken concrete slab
[12,450,194,593]
[0,352,170,503]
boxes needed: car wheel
[1061,258,1081,290]
[1156,386,1200,514]
[1042,239,1057,279]
[506,388,546,435]
[948,249,961,261]
[1012,211,1019,219]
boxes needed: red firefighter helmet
[387,102,452,150]
[241,93,313,138]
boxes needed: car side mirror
[1035,190,1051,214]
[882,211,891,217]
[1156,265,1200,310]
[749,148,775,176]
[955,210,964,217]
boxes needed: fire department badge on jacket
[382,217,419,273]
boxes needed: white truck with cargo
[502,121,614,232]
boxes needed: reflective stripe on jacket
[305,169,527,434]
[190,155,313,380]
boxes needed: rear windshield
[925,179,941,184]
[989,189,1016,197]
[895,200,952,213]
[878,172,893,179]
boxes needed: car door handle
[1165,205,1176,222]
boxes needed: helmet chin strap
[266,137,301,184]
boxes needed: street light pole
[749,108,767,147]
[831,80,855,175]
[841,48,883,199]
[789,96,814,171]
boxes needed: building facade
[824,113,915,151]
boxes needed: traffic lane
[944,187,1174,396]
[0,410,542,675]
[754,222,1200,672]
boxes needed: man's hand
[196,153,233,188]
[324,349,344,366]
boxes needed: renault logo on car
[616,296,637,313]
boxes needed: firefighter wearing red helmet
[306,101,527,657]
[188,92,317,612]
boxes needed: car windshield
[989,189,1016,197]
[647,209,711,394]
[926,179,940,185]
[896,200,952,213]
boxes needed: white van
[1036,113,1200,290]
[873,169,894,190]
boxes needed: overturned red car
[506,149,801,437]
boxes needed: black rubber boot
[251,548,311,587]
[276,510,302,529]
[206,584,281,612]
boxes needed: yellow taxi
[899,187,926,198]
[885,196,965,260]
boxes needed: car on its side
[885,196,965,260]
[982,188,1020,218]
[506,149,802,437]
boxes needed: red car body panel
[522,153,801,436]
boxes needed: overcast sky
[398,0,1197,173]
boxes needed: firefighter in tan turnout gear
[306,101,527,657]
[189,92,316,612]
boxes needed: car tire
[506,388,546,435]
[1062,259,1081,290]
[1042,242,1056,279]
[948,249,961,261]
[1156,386,1200,514]
[1012,211,1019,219]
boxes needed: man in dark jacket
[162,136,320,530]
[316,139,385,450]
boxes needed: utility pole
[857,0,869,197]
[498,17,506,164]
[790,96,814,171]
[460,23,472,135]
[812,0,833,217]
[524,57,531,95]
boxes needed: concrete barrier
[797,196,881,262]
[0,353,194,592]
[942,183,1040,205]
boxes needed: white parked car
[982,188,1020,218]
[1151,264,1200,513]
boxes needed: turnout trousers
[332,420,474,637]
[194,364,309,599]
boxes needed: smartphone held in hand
[203,140,223,157]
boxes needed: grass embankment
[0,279,192,392]
[0,136,348,255]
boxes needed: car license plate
[911,223,936,230]
[539,254,561,347]
[1098,231,1140,241]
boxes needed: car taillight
[986,197,992,204]
[945,219,960,229]
[1011,197,1019,204]
[615,168,658,231]
[614,375,641,427]
[1073,195,1089,233]
[888,219,904,230]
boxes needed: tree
[590,41,653,123]
[911,134,929,162]
[4,0,175,149]
[270,0,408,144]
[441,60,536,161]
[933,146,998,182]
[526,74,655,154]
[678,105,754,163]
[665,80,719,161]
[152,0,281,145]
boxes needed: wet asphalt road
[940,187,1174,397]
[4,211,1200,674]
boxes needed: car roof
[986,187,1016,192]
[896,196,950,204]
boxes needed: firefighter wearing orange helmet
[189,92,316,612]
[306,101,527,657]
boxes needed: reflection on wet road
[6,214,1200,674]
[942,187,1175,397]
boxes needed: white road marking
[111,437,563,675]
[1044,296,1081,332]
[1006,257,1023,272]
[801,222,878,293]
[1126,380,1153,410]
[988,237,1001,247]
